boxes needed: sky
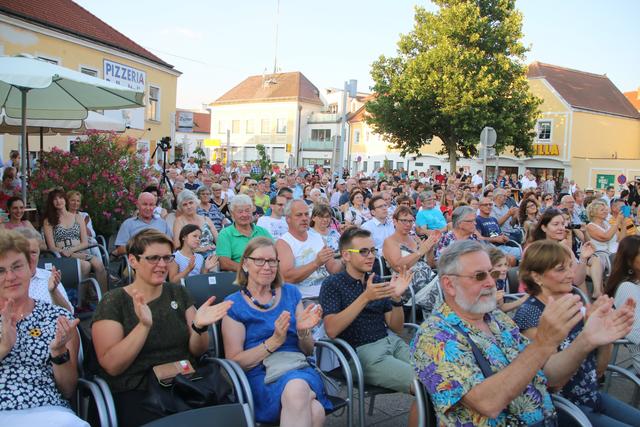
[75,0,640,110]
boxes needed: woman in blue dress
[222,237,331,426]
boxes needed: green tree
[252,144,272,180]
[366,0,542,172]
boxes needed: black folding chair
[37,256,102,314]
[182,272,239,309]
[140,403,254,427]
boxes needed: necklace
[242,287,276,310]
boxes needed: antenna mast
[273,0,280,74]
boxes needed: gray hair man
[113,192,172,255]
[275,199,342,299]
[412,240,629,425]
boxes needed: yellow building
[0,0,180,163]
[209,72,324,167]
[349,62,640,187]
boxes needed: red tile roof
[624,91,640,111]
[0,0,173,69]
[528,62,640,119]
[213,72,323,106]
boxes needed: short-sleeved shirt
[320,271,392,349]
[415,208,447,231]
[256,216,289,240]
[115,216,173,247]
[92,283,194,393]
[411,303,555,426]
[513,296,600,408]
[491,204,516,234]
[0,301,74,410]
[475,215,503,237]
[361,218,395,252]
[215,224,272,263]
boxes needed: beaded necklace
[242,287,276,309]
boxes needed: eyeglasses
[0,262,29,280]
[346,247,378,257]
[137,255,175,264]
[397,218,415,225]
[447,270,501,282]
[479,203,493,207]
[275,203,285,207]
[247,257,279,267]
[373,203,388,210]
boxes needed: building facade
[174,109,211,162]
[0,0,180,163]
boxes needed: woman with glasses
[434,206,480,262]
[540,193,555,213]
[517,197,540,242]
[515,239,639,426]
[384,206,441,318]
[221,237,331,426]
[0,230,85,426]
[92,229,232,427]
[309,204,340,251]
[173,190,218,258]
[211,183,230,218]
[196,186,227,232]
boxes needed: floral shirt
[411,303,555,426]
[434,231,479,262]
[514,297,600,408]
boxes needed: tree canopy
[366,0,542,172]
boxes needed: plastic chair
[74,326,110,427]
[506,267,520,294]
[182,272,238,309]
[37,256,102,312]
[322,322,420,427]
[412,377,437,427]
[139,403,254,427]
[551,394,593,426]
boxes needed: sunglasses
[447,270,501,282]
[138,254,175,264]
[346,247,378,257]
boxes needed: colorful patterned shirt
[411,303,555,426]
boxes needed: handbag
[142,357,236,416]
[263,351,310,384]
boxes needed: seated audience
[415,191,448,236]
[0,230,85,426]
[343,190,370,227]
[321,227,416,409]
[216,194,272,272]
[586,199,625,255]
[434,206,479,261]
[491,189,522,243]
[276,200,342,300]
[487,246,525,313]
[172,190,218,258]
[114,192,172,256]
[606,235,640,375]
[475,197,521,262]
[308,204,340,251]
[257,195,289,240]
[412,240,633,426]
[515,240,639,426]
[92,229,232,427]
[361,195,395,252]
[0,196,36,232]
[196,186,228,232]
[43,189,107,293]
[221,237,330,426]
[168,224,219,283]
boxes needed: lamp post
[333,79,357,177]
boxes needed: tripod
[150,140,177,210]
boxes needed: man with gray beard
[410,240,626,426]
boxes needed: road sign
[596,174,615,190]
[480,127,497,148]
[618,174,627,184]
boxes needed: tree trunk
[445,139,457,173]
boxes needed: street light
[332,79,357,177]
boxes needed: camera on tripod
[158,136,172,152]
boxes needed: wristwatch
[191,320,208,335]
[391,299,404,307]
[50,349,71,365]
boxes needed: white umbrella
[0,55,144,200]
[0,110,126,134]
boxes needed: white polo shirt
[361,217,396,252]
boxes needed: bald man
[113,192,173,255]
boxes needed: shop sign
[103,59,146,129]
[204,139,221,147]
[596,174,615,189]
[533,144,560,156]
[177,111,194,132]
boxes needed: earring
[243,268,249,274]
[629,269,634,276]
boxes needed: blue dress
[225,285,332,423]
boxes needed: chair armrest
[314,340,354,427]
[413,377,427,427]
[80,277,103,303]
[222,359,254,417]
[551,394,593,426]
[96,235,107,250]
[94,376,118,427]
[77,378,110,427]
[606,365,640,389]
[204,357,245,406]
[505,240,523,253]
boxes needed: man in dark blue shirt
[476,197,521,263]
[320,228,415,394]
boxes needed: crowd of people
[2,157,640,426]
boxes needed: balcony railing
[307,112,340,124]
[301,139,334,151]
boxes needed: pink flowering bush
[31,131,154,235]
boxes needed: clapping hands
[582,296,635,349]
[49,315,80,356]
[0,299,18,358]
[194,296,233,329]
[296,304,322,332]
[47,266,62,293]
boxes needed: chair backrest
[140,403,252,427]
[183,272,239,308]
[37,256,82,290]
[506,267,520,294]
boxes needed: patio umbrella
[0,55,144,201]
[0,110,127,134]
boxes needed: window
[218,120,225,134]
[537,120,552,141]
[231,120,240,134]
[276,118,287,134]
[311,129,331,141]
[246,120,254,134]
[373,161,381,171]
[147,86,160,121]
[363,161,368,172]
[353,130,360,144]
[80,67,98,77]
[396,162,403,170]
[261,119,270,134]
[328,104,338,114]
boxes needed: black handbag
[142,357,236,416]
